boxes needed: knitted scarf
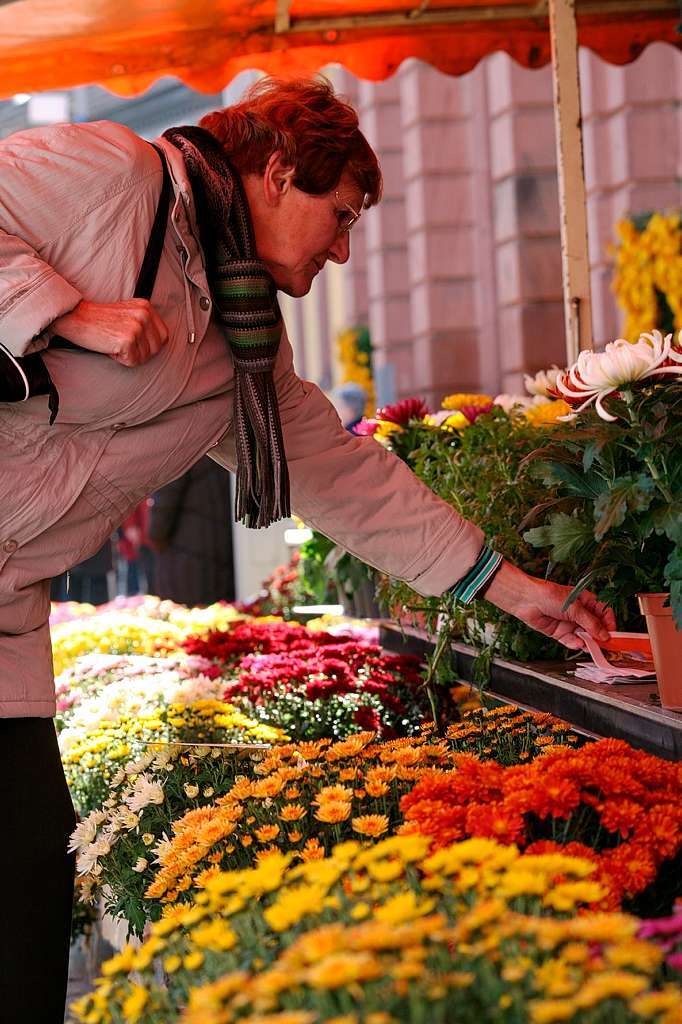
[164,125,290,529]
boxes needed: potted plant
[524,330,682,708]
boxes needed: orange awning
[0,0,679,100]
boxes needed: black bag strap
[130,143,173,301]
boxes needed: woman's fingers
[51,299,170,366]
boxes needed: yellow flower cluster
[441,392,493,411]
[61,700,285,815]
[523,399,572,427]
[335,326,375,415]
[163,601,244,636]
[52,614,185,676]
[72,837,679,1024]
[612,211,682,339]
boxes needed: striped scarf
[165,125,290,529]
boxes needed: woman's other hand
[51,299,169,367]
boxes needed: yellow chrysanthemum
[442,392,493,411]
[523,400,572,426]
[373,420,402,442]
[121,984,148,1023]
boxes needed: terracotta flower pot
[638,592,682,710]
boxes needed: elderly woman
[0,78,614,1019]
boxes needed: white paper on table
[575,630,656,684]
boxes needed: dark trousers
[0,718,76,1023]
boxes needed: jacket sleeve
[0,230,82,355]
[209,327,485,598]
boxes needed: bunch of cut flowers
[224,639,426,740]
[400,738,682,915]
[70,835,682,1024]
[355,389,575,671]
[68,743,268,937]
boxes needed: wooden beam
[276,1,677,34]
[549,0,593,361]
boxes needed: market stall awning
[0,0,679,100]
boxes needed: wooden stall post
[548,0,594,362]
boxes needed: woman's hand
[51,299,169,367]
[484,561,616,651]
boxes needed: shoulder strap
[133,143,172,300]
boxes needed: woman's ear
[263,151,296,205]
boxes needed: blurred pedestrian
[117,499,155,596]
[50,537,114,605]
[148,457,235,606]
[330,381,368,432]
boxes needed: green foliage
[299,530,374,605]
[525,382,682,628]
[380,408,570,670]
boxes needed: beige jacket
[0,121,484,717]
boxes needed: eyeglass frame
[334,190,368,234]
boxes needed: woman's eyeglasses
[334,191,368,234]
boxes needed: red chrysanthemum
[376,397,429,425]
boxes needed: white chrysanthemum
[524,366,563,397]
[68,813,100,852]
[125,774,166,813]
[132,857,148,873]
[116,807,141,831]
[75,846,101,875]
[124,753,155,776]
[556,330,682,421]
[152,833,173,866]
[493,394,534,413]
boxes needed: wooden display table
[379,622,682,761]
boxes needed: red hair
[199,77,382,207]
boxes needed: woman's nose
[328,231,351,265]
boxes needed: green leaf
[670,580,682,630]
[593,474,655,540]
[582,440,597,473]
[560,569,603,611]
[654,504,682,545]
[524,512,595,564]
[546,461,607,500]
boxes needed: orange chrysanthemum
[255,824,281,843]
[352,815,390,838]
[400,739,682,909]
[314,801,352,824]
[301,838,325,862]
[279,804,307,822]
